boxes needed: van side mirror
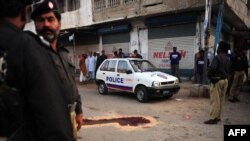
[126,70,132,74]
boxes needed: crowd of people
[191,42,249,124]
[78,48,143,84]
[168,43,248,125]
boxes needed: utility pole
[72,33,77,74]
[214,0,224,55]
[202,0,212,84]
[69,33,77,74]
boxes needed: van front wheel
[135,86,148,102]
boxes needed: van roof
[106,58,144,61]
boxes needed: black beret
[31,0,61,20]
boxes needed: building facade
[26,0,250,77]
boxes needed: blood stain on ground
[83,117,151,126]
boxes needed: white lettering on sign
[228,129,247,136]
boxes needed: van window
[129,60,156,72]
[100,60,117,72]
[117,60,130,73]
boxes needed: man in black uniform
[95,50,107,76]
[1,0,83,140]
[0,0,33,137]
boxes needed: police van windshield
[129,60,156,72]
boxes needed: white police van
[96,58,180,102]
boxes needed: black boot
[204,118,220,124]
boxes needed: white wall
[130,27,139,53]
[25,0,93,31]
[54,0,94,28]
[139,29,148,59]
[130,20,148,59]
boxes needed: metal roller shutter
[65,33,99,69]
[76,45,99,55]
[102,33,130,58]
[148,23,196,70]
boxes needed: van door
[116,60,134,93]
[103,59,120,90]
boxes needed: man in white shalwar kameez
[87,52,96,80]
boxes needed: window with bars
[67,0,80,11]
[93,0,106,11]
[124,0,136,4]
[107,0,120,8]
[93,0,137,11]
[56,0,80,12]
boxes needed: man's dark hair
[218,41,230,53]
[0,0,32,18]
[173,47,177,51]
[199,50,205,56]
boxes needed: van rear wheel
[98,81,108,95]
[135,86,148,102]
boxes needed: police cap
[31,0,61,21]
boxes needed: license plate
[163,90,170,95]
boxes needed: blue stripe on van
[107,83,133,92]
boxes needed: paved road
[77,81,250,141]
[1,81,249,141]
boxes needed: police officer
[28,0,84,140]
[0,0,33,138]
[204,41,230,124]
[1,0,83,140]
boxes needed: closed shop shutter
[76,33,100,55]
[148,23,196,70]
[102,32,130,58]
[65,33,99,69]
[76,45,99,55]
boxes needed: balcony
[92,0,140,22]
[93,0,137,11]
[92,0,207,23]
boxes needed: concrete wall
[226,0,250,28]
[25,0,249,32]
[25,0,93,31]
[130,20,148,59]
[92,0,207,22]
